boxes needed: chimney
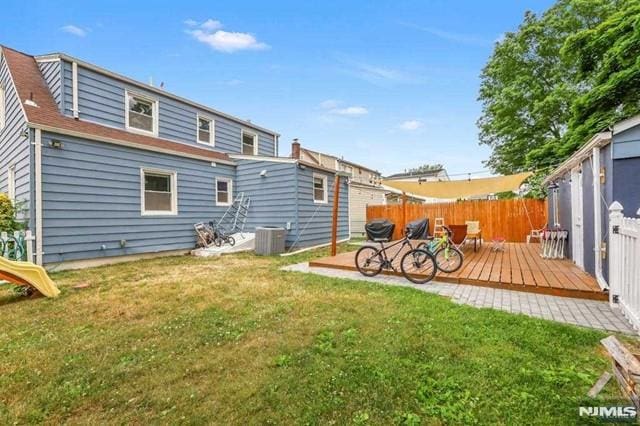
[291,138,301,159]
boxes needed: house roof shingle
[1,46,232,163]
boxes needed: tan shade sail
[382,172,533,199]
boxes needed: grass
[0,245,626,424]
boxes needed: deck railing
[0,230,35,263]
[609,202,640,331]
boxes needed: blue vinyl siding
[59,61,276,156]
[234,159,298,246]
[294,167,349,248]
[37,60,63,112]
[613,125,640,160]
[612,126,640,217]
[40,131,235,264]
[0,53,31,225]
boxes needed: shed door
[570,167,584,269]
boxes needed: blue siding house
[0,45,349,268]
[545,115,640,290]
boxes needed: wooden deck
[310,242,607,300]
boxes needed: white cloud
[320,99,369,119]
[185,19,269,53]
[400,120,423,130]
[184,19,198,27]
[399,22,490,46]
[319,99,340,109]
[335,55,417,86]
[60,25,87,37]
[201,19,223,31]
[333,106,368,116]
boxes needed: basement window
[198,115,214,145]
[313,173,328,204]
[141,169,177,215]
[126,91,158,135]
[241,130,258,155]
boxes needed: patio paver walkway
[283,262,636,335]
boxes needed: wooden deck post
[401,192,407,237]
[330,175,341,256]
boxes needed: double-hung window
[197,115,214,145]
[126,91,157,135]
[313,173,328,204]
[141,169,177,215]
[241,130,258,155]
[216,178,232,206]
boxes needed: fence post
[25,230,34,263]
[609,201,624,307]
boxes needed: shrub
[0,194,24,232]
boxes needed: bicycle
[212,223,236,247]
[417,225,463,273]
[355,229,437,284]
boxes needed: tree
[477,0,619,176]
[406,163,444,174]
[562,2,640,153]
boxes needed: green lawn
[0,246,623,424]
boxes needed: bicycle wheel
[400,249,437,284]
[228,236,236,247]
[355,246,383,277]
[214,237,223,247]
[434,247,463,273]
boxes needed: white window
[241,130,258,155]
[197,115,214,145]
[0,85,5,131]
[216,178,232,206]
[313,173,328,204]
[141,169,177,215]
[7,165,15,202]
[126,90,158,135]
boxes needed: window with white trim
[0,85,5,131]
[7,165,15,202]
[313,173,328,204]
[141,169,177,215]
[241,130,258,155]
[216,178,232,206]
[126,91,157,135]
[197,115,214,145]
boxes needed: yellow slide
[0,256,60,298]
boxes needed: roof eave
[543,131,612,185]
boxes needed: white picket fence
[609,202,640,331]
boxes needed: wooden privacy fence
[366,198,547,242]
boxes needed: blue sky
[1,0,554,176]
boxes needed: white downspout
[592,146,607,289]
[34,128,43,266]
[72,61,79,118]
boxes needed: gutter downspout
[34,128,43,266]
[592,145,607,289]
